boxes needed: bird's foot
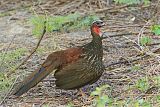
[75,88,87,98]
[79,88,87,98]
[75,89,93,101]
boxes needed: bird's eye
[100,22,103,24]
[97,22,103,25]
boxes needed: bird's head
[91,20,105,37]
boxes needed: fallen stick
[105,47,160,69]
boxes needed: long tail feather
[13,65,54,96]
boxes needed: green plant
[0,72,15,100]
[152,76,160,87]
[0,48,26,63]
[151,25,160,36]
[156,95,160,101]
[30,13,99,37]
[114,0,150,5]
[136,77,150,92]
[140,36,152,46]
[122,98,152,107]
[42,104,50,107]
[138,99,151,107]
[114,0,140,4]
[0,12,11,17]
[131,64,141,72]
[0,48,26,99]
[91,85,113,107]
[67,15,99,31]
[0,73,10,91]
[67,102,74,107]
[143,0,151,5]
[0,48,27,71]
[30,15,46,37]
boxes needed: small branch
[80,32,134,42]
[102,32,133,39]
[7,21,47,77]
[105,47,160,68]
[94,4,136,13]
[112,87,137,98]
[104,42,160,49]
[103,31,153,39]
[108,24,151,28]
[105,55,146,68]
[80,31,152,43]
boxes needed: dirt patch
[0,0,160,106]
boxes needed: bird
[12,20,105,97]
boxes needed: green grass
[114,0,150,5]
[140,36,152,46]
[131,64,141,72]
[91,85,113,107]
[30,13,99,37]
[0,12,11,17]
[0,48,27,71]
[0,72,11,91]
[0,48,26,63]
[152,76,160,87]
[89,74,160,107]
[0,48,26,100]
[151,25,160,36]
[136,77,150,92]
[0,72,15,100]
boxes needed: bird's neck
[82,37,103,60]
[90,25,103,50]
[82,25,103,55]
[91,37,102,49]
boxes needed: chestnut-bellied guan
[13,20,105,96]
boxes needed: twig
[79,31,152,42]
[105,47,160,69]
[7,21,47,77]
[108,24,151,28]
[136,86,160,99]
[105,42,160,49]
[138,20,151,50]
[80,32,133,42]
[102,31,151,40]
[102,32,134,39]
[94,4,135,13]
[105,55,146,68]
[112,87,137,98]
[102,32,122,55]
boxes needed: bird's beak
[102,22,106,26]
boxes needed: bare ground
[0,0,160,106]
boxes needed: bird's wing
[13,47,83,96]
[54,58,102,89]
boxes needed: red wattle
[93,26,100,35]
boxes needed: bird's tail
[12,65,55,96]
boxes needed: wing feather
[54,59,102,89]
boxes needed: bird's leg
[75,88,87,98]
[75,88,94,103]
[79,88,87,98]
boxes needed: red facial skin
[92,25,101,36]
